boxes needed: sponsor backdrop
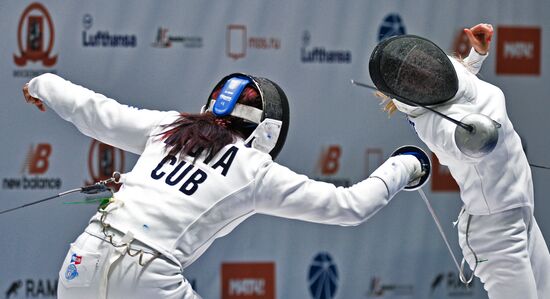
[1,1,548,298]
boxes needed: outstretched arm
[23,73,177,154]
[254,155,421,226]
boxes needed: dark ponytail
[160,86,261,162]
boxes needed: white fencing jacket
[396,49,533,215]
[28,73,418,268]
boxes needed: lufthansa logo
[13,2,58,67]
[82,13,93,30]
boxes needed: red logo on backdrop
[496,27,541,75]
[227,25,247,60]
[317,145,342,175]
[22,143,52,174]
[452,29,471,58]
[87,140,125,189]
[221,262,275,299]
[431,153,459,192]
[14,3,58,67]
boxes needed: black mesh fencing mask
[369,35,459,106]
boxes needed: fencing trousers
[57,222,201,299]
[458,207,550,299]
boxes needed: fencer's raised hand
[464,23,493,55]
[22,83,46,112]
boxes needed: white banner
[1,1,549,298]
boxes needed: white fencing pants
[458,207,550,299]
[57,222,201,299]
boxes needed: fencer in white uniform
[372,24,550,298]
[24,73,425,299]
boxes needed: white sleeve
[27,73,178,154]
[463,47,488,75]
[253,156,418,226]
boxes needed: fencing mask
[203,73,289,159]
[369,35,459,107]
